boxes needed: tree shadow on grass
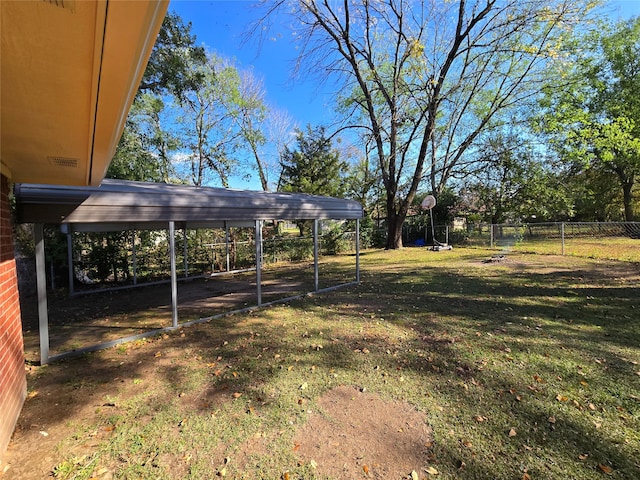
[10,251,640,479]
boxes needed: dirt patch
[293,385,433,479]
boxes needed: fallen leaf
[508,428,517,437]
[425,466,439,475]
[410,470,419,480]
[282,472,290,480]
[217,466,227,477]
[588,403,596,411]
[533,374,545,383]
[363,464,369,475]
[232,392,242,399]
[556,394,569,402]
[474,415,486,422]
[522,474,531,480]
[578,454,589,460]
[597,464,613,474]
[462,440,473,448]
[300,382,308,390]
[310,460,317,469]
[548,416,556,424]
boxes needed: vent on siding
[48,156,79,168]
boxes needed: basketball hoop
[419,195,452,251]
[421,195,436,210]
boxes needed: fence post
[490,224,494,249]
[561,222,565,256]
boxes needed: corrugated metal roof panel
[15,179,363,226]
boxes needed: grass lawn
[5,247,640,479]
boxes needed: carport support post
[35,223,49,365]
[224,221,230,272]
[169,222,179,327]
[66,226,74,295]
[356,219,360,283]
[313,219,319,292]
[132,230,137,285]
[183,229,188,278]
[255,220,262,307]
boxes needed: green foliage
[538,17,640,221]
[320,222,351,255]
[138,11,207,100]
[284,0,596,248]
[279,125,347,198]
[108,93,176,182]
[279,125,348,235]
[462,131,573,223]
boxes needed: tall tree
[279,125,348,234]
[111,11,206,182]
[233,69,270,190]
[279,125,347,196]
[462,132,572,223]
[258,0,595,248]
[139,11,207,100]
[174,54,269,187]
[108,93,176,182]
[539,17,640,221]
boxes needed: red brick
[0,173,26,460]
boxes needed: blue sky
[170,0,640,125]
[171,0,337,128]
[169,0,640,189]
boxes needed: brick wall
[0,173,26,459]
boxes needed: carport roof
[15,179,363,229]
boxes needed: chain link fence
[464,222,640,261]
[392,221,640,262]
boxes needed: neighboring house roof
[0,0,168,187]
[15,179,364,230]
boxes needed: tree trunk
[622,180,635,221]
[385,211,405,249]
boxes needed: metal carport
[15,179,363,364]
